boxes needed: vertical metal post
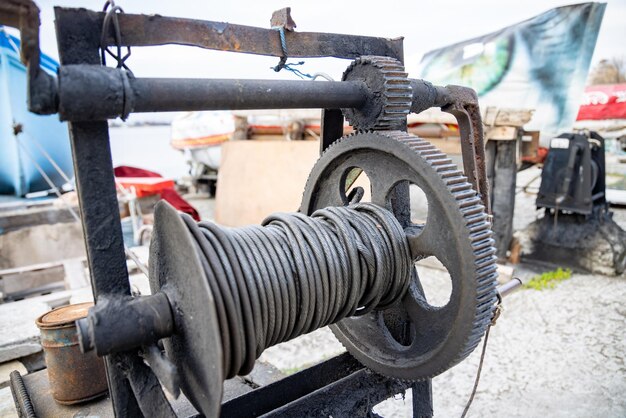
[54,8,141,416]
[412,380,434,418]
[488,137,518,259]
[320,108,344,154]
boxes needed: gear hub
[341,56,412,131]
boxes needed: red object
[521,146,548,165]
[576,84,626,121]
[115,177,176,197]
[114,166,200,221]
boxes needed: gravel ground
[188,165,626,417]
[253,262,626,418]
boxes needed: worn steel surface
[57,65,368,121]
[320,109,344,153]
[442,86,491,213]
[222,352,363,417]
[9,368,202,418]
[94,10,404,61]
[54,8,174,417]
[145,199,413,416]
[0,0,58,114]
[224,354,432,417]
[76,293,174,356]
[149,201,223,418]
[265,369,410,417]
[3,5,499,417]
[36,303,108,405]
[10,371,36,418]
[301,131,498,379]
[341,56,411,131]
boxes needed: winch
[1,2,503,416]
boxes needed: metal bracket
[0,0,58,114]
[442,86,491,213]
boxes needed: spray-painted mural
[419,3,606,139]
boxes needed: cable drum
[179,203,412,379]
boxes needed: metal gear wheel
[341,56,412,131]
[301,130,498,380]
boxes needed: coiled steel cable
[180,203,412,379]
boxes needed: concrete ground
[1,166,624,417]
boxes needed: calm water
[109,125,188,180]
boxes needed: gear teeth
[306,130,498,382]
[367,130,498,380]
[341,56,412,131]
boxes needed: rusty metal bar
[442,86,491,213]
[104,11,403,61]
[0,0,58,114]
[54,7,403,61]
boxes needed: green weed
[523,267,572,290]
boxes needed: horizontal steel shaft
[58,65,368,121]
[56,65,458,122]
[131,78,367,112]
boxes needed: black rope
[181,203,412,379]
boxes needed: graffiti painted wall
[419,3,606,139]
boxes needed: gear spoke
[301,130,498,380]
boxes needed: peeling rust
[442,85,491,213]
[36,303,108,405]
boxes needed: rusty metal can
[36,302,108,405]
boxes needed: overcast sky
[29,0,625,81]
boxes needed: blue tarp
[0,27,73,196]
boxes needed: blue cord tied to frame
[271,26,313,79]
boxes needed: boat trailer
[1,1,520,416]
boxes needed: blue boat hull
[0,29,73,196]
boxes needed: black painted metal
[301,131,498,380]
[9,371,36,418]
[537,132,606,214]
[409,80,450,114]
[0,0,58,114]
[54,7,164,417]
[41,6,481,417]
[412,380,434,418]
[221,353,363,417]
[264,369,410,417]
[320,109,344,154]
[57,66,368,121]
[76,293,174,356]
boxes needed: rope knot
[270,26,313,79]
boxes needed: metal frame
[0,2,505,415]
[50,6,435,417]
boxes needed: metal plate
[301,131,498,380]
[149,201,223,417]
